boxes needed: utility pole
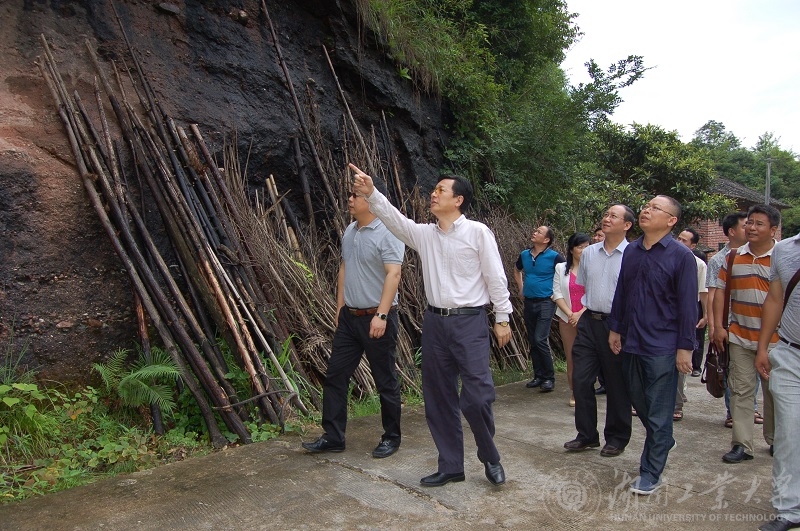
[765,156,773,204]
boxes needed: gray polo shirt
[341,218,404,309]
[706,243,729,288]
[576,239,628,314]
[771,232,800,344]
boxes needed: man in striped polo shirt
[712,203,780,463]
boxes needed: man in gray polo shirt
[755,232,800,531]
[302,191,405,458]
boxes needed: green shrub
[93,347,181,415]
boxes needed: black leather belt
[348,307,378,316]
[779,336,800,350]
[588,310,609,320]
[427,305,482,316]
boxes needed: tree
[690,120,755,184]
[691,120,741,150]
[467,0,580,89]
[569,122,732,224]
[570,55,650,125]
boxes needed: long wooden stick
[260,0,337,209]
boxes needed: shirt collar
[597,238,628,256]
[358,217,382,230]
[634,233,673,250]
[738,240,776,258]
[437,214,467,233]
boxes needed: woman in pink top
[552,233,590,407]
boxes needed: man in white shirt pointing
[350,163,512,487]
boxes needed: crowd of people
[301,166,798,531]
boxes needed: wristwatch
[498,321,509,327]
[376,312,388,321]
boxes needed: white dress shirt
[366,188,512,321]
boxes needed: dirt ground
[0,1,137,381]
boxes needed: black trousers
[321,307,401,445]
[572,313,632,448]
[421,308,499,474]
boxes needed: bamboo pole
[322,44,375,176]
[260,0,337,209]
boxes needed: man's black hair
[444,174,473,214]
[722,212,747,237]
[747,203,781,228]
[682,227,700,245]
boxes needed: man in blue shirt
[515,227,565,392]
[609,195,697,495]
[565,205,634,457]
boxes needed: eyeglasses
[603,211,622,221]
[432,185,452,195]
[745,219,770,228]
[641,203,677,218]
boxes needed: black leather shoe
[564,438,600,451]
[302,436,345,453]
[484,462,505,485]
[540,380,554,392]
[600,444,624,457]
[594,385,606,395]
[420,471,465,487]
[722,445,754,463]
[691,369,701,377]
[526,377,544,388]
[758,517,800,531]
[372,438,400,458]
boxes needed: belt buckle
[442,307,451,316]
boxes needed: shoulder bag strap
[784,267,800,309]
[722,249,737,331]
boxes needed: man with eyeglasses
[515,226,564,392]
[349,163,512,488]
[608,195,698,495]
[302,190,405,458]
[565,205,633,458]
[713,204,779,464]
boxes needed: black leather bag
[701,342,727,398]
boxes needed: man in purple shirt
[609,195,698,495]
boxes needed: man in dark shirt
[514,227,565,392]
[608,195,697,496]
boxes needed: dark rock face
[0,0,448,384]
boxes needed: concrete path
[0,373,777,530]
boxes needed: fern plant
[93,347,181,415]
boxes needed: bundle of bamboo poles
[36,2,534,446]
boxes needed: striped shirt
[716,241,779,350]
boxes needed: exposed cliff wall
[0,0,448,382]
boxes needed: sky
[560,0,800,153]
